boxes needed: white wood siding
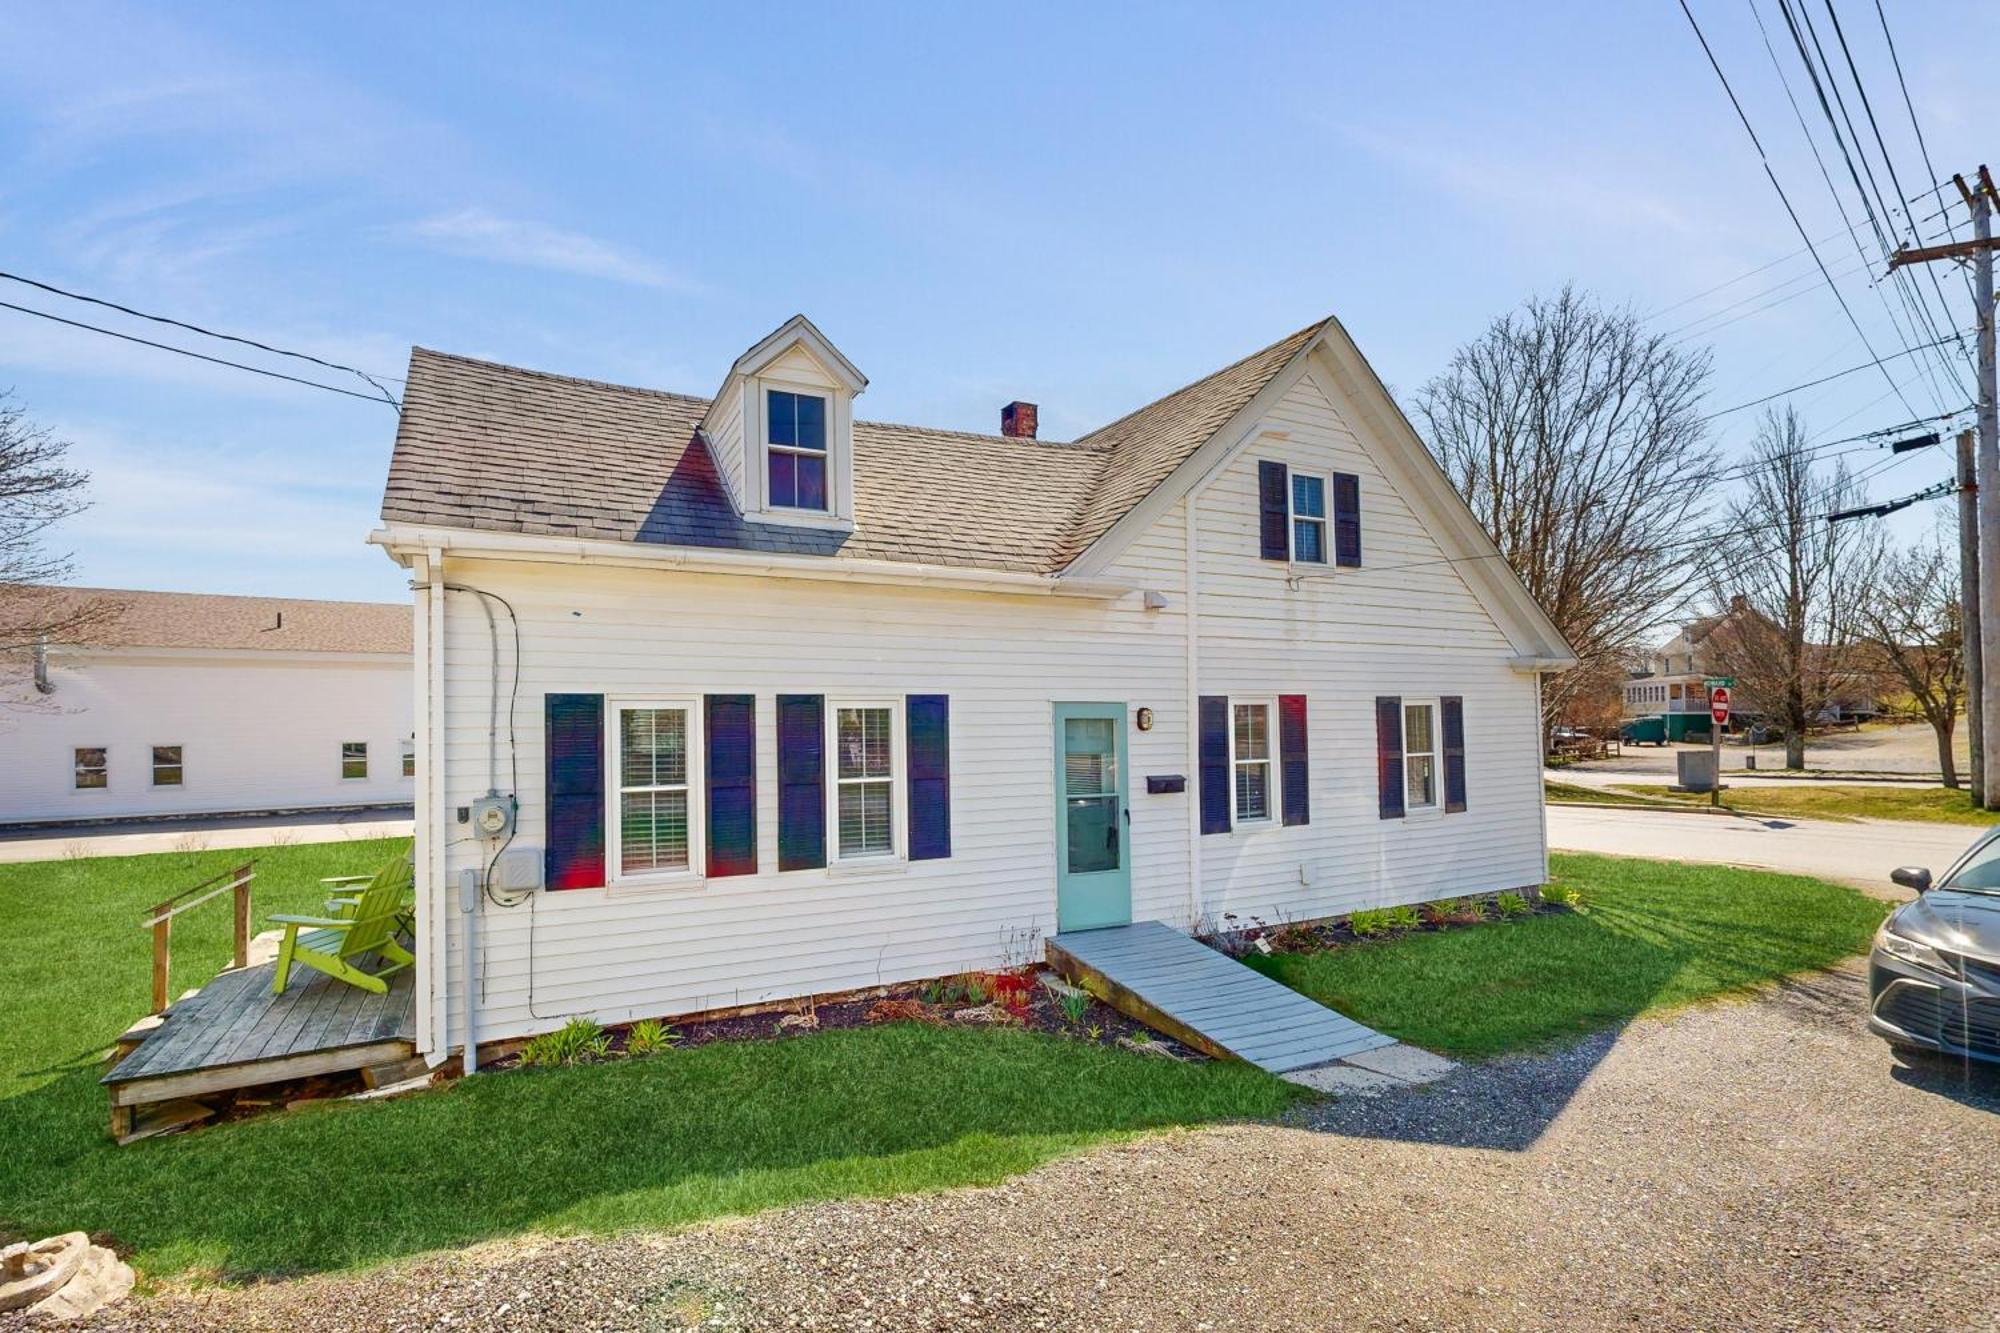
[707,380,746,508]
[0,652,413,824]
[1190,369,1544,928]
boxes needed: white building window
[1231,700,1274,823]
[74,747,107,790]
[1289,472,1328,564]
[831,702,899,859]
[614,703,698,879]
[1404,701,1439,811]
[766,388,829,512]
[152,746,183,787]
[341,741,368,780]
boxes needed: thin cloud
[389,208,698,292]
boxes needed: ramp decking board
[1048,920,1394,1074]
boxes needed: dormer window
[766,389,829,511]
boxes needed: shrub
[624,1018,679,1056]
[519,1017,611,1067]
[1380,904,1422,932]
[1541,883,1587,912]
[1422,897,1486,927]
[1348,908,1394,937]
[1270,923,1322,953]
[1495,891,1531,918]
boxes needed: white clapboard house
[372,314,1574,1060]
[0,587,413,825]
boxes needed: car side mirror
[1890,866,1932,893]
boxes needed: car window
[1945,838,2000,891]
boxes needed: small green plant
[1348,908,1393,937]
[958,973,991,1006]
[624,1018,680,1056]
[1540,883,1587,912]
[1270,923,1321,953]
[1380,904,1422,932]
[1086,1023,1104,1041]
[519,1017,611,1067]
[1128,1028,1153,1045]
[1056,987,1090,1025]
[1422,897,1486,927]
[1495,891,1531,918]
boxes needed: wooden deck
[1048,921,1395,1074]
[102,960,416,1110]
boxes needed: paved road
[1569,720,1966,782]
[1548,804,1980,895]
[0,808,413,864]
[68,962,1998,1332]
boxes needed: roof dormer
[699,315,867,532]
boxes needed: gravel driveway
[52,960,1997,1333]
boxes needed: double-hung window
[1403,701,1438,811]
[832,703,897,859]
[1289,472,1328,564]
[341,741,368,780]
[152,745,183,787]
[1231,700,1274,823]
[74,747,107,790]
[616,704,697,878]
[767,388,829,511]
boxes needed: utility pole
[1962,430,1985,806]
[1889,166,2000,806]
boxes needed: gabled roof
[8,586,411,654]
[381,323,1323,576]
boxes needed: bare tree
[1854,533,1965,787]
[1701,408,1880,770]
[0,391,95,692]
[1413,286,1716,732]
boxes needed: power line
[1677,0,1925,422]
[1873,0,1976,307]
[1697,329,1970,420]
[0,269,402,407]
[0,299,399,407]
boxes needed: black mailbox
[1146,774,1187,794]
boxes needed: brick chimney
[1001,401,1038,439]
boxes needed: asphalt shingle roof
[381,321,1325,575]
[10,586,411,654]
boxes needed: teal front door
[1054,702,1132,931]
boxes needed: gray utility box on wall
[1674,749,1720,793]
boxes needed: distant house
[371,314,1575,1060]
[0,587,413,826]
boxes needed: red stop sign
[1710,686,1731,726]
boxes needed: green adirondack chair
[271,856,415,995]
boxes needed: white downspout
[425,547,451,1064]
[1184,499,1202,927]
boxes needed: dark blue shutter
[1279,694,1309,827]
[705,694,757,877]
[1442,695,1467,813]
[544,693,605,890]
[1376,696,1405,820]
[1258,460,1290,561]
[777,694,824,870]
[1198,695,1231,834]
[1333,472,1362,567]
[907,694,951,860]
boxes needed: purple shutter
[1376,696,1405,820]
[1279,694,1309,827]
[1442,695,1467,813]
[1258,460,1289,561]
[1333,472,1362,567]
[705,694,757,877]
[907,694,951,860]
[1198,695,1231,834]
[544,693,605,890]
[777,694,824,870]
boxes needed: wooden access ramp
[1048,921,1395,1074]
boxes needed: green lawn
[1610,782,1998,827]
[1543,780,1676,809]
[0,840,1294,1280]
[1246,853,1889,1060]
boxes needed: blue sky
[1,1,1992,601]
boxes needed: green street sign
[1704,677,1735,689]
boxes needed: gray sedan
[1870,826,2000,1066]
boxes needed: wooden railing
[140,862,255,1014]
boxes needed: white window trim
[748,373,857,530]
[1228,696,1280,828]
[763,384,832,515]
[607,697,705,889]
[74,746,108,792]
[151,744,185,789]
[1286,469,1331,566]
[340,741,369,781]
[826,697,907,865]
[1402,698,1442,816]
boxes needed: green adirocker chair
[271,855,416,995]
